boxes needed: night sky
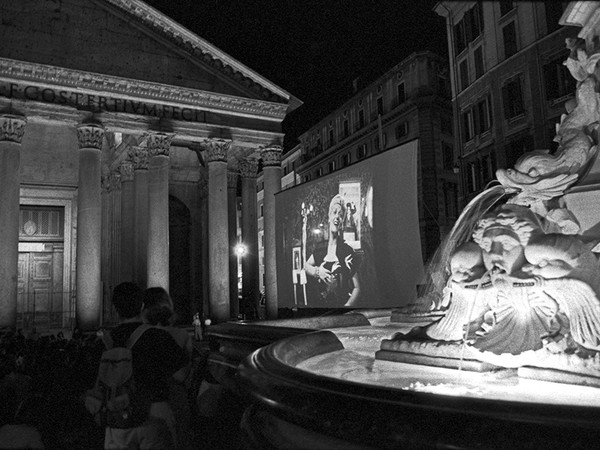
[144,0,448,149]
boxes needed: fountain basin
[234,313,600,449]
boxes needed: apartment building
[435,1,578,206]
[292,51,454,261]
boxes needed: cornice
[0,58,288,121]
[100,0,295,105]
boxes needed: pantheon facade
[0,0,300,331]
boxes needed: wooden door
[17,249,54,330]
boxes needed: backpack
[84,324,153,428]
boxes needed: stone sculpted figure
[496,38,600,209]
[387,31,600,379]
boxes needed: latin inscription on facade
[0,82,206,123]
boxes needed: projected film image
[276,140,424,309]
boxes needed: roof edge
[103,0,302,111]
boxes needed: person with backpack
[142,287,194,449]
[86,282,188,449]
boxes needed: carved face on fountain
[449,242,486,283]
[472,205,545,279]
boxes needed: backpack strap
[126,324,153,349]
[99,329,113,350]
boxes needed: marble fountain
[207,13,600,450]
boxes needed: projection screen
[275,139,424,309]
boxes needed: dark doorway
[169,196,191,325]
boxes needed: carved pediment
[0,0,300,111]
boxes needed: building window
[444,182,458,219]
[397,83,406,105]
[453,3,483,55]
[342,153,351,167]
[506,134,533,168]
[475,96,491,134]
[466,161,477,193]
[499,0,514,17]
[396,122,409,139]
[328,160,336,173]
[377,96,384,115]
[316,167,323,177]
[481,154,491,184]
[259,203,263,217]
[343,118,349,138]
[459,59,469,91]
[358,109,365,129]
[503,21,517,59]
[502,76,524,120]
[468,2,484,40]
[441,115,453,135]
[374,132,387,152]
[462,109,474,142]
[329,128,335,147]
[357,144,367,159]
[543,53,576,101]
[442,143,454,171]
[454,17,467,55]
[474,45,484,79]
[438,75,449,98]
[545,2,565,34]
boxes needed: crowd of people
[0,283,216,449]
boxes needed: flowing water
[418,184,506,305]
[457,268,492,379]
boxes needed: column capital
[76,122,105,150]
[0,114,27,143]
[129,146,149,171]
[102,171,121,192]
[261,145,283,167]
[227,170,239,189]
[205,138,231,163]
[239,159,259,179]
[146,132,174,157]
[119,159,135,181]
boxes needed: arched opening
[169,195,192,325]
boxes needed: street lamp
[235,243,247,257]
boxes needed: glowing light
[235,243,247,256]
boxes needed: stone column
[146,133,173,290]
[76,122,104,330]
[0,114,26,329]
[130,145,149,288]
[101,170,121,324]
[198,170,209,318]
[228,169,239,319]
[207,138,231,322]
[261,145,282,319]
[119,159,135,283]
[239,158,260,319]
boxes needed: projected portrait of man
[304,194,361,306]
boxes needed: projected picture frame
[338,181,361,249]
[292,247,301,270]
[275,139,424,309]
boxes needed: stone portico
[0,0,300,330]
